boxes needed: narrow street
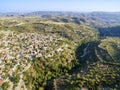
[16,63,31,90]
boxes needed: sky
[0,0,120,12]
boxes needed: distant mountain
[1,11,120,26]
[1,11,120,37]
[26,11,120,27]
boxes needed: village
[0,30,68,90]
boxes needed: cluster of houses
[0,30,66,86]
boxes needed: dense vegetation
[99,37,120,63]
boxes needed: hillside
[0,12,120,90]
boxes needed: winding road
[80,44,90,58]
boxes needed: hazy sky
[0,0,120,12]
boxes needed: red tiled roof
[0,79,4,85]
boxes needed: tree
[1,82,9,90]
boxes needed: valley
[0,12,120,90]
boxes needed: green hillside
[0,13,120,90]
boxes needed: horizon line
[0,10,120,13]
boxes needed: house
[0,79,4,86]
